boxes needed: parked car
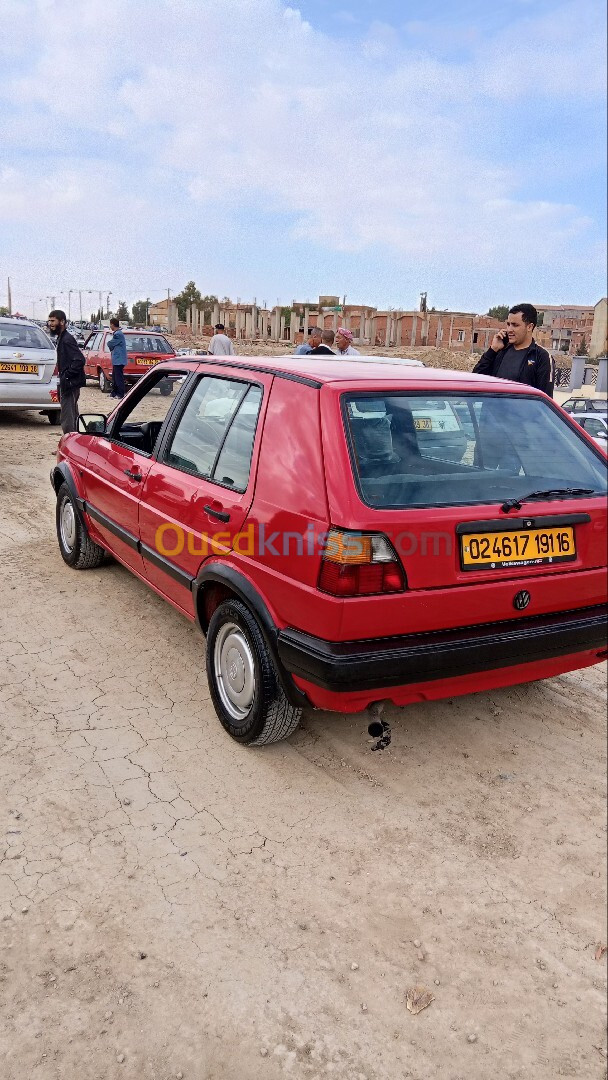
[51,356,608,745]
[561,396,607,416]
[571,412,608,450]
[82,329,176,395]
[0,317,60,423]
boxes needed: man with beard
[47,309,87,433]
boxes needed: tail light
[318,528,405,597]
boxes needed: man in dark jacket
[473,303,553,396]
[48,309,87,433]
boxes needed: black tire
[56,483,106,569]
[46,411,61,425]
[206,599,302,745]
[98,368,111,394]
[159,378,173,397]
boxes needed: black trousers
[112,365,126,397]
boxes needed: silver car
[0,318,61,424]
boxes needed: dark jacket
[473,339,553,396]
[309,345,336,355]
[56,329,87,391]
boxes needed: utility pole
[167,288,171,332]
[106,292,112,318]
[7,278,12,315]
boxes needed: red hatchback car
[83,329,176,395]
[51,355,608,745]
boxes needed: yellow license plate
[414,417,432,430]
[135,357,161,366]
[461,526,576,570]
[0,362,39,374]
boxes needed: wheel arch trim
[193,562,308,708]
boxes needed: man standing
[335,327,360,356]
[310,329,336,355]
[294,328,315,354]
[208,323,235,356]
[473,304,552,396]
[47,309,87,433]
[107,317,127,398]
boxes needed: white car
[0,318,61,424]
[572,412,608,450]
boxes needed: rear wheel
[46,411,61,425]
[56,483,105,569]
[98,368,111,394]
[159,378,173,397]
[206,599,302,745]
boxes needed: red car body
[83,329,176,393]
[52,355,608,743]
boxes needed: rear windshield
[0,324,53,350]
[343,392,608,509]
[125,335,174,354]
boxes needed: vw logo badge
[514,590,531,611]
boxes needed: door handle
[124,468,143,481]
[204,504,230,522]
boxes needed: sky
[1,0,606,318]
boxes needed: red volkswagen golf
[51,355,608,745]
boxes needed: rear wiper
[501,488,596,513]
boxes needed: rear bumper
[277,604,608,693]
[0,382,60,410]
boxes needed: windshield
[0,324,54,350]
[125,335,174,354]
[343,392,608,509]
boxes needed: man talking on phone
[473,303,553,396]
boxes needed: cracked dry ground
[0,393,606,1080]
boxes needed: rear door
[138,369,270,611]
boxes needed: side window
[213,386,263,489]
[585,419,604,437]
[165,376,261,488]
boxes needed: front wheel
[159,378,173,397]
[98,368,111,394]
[56,483,106,569]
[206,599,302,745]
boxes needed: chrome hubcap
[60,499,76,552]
[213,622,255,721]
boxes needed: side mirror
[78,413,107,435]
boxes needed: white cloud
[1,0,605,306]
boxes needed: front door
[138,371,269,612]
[82,368,186,573]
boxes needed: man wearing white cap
[335,327,360,356]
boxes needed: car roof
[0,317,40,330]
[168,353,547,394]
[572,411,607,419]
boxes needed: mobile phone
[501,330,510,346]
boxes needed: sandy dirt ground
[0,384,606,1080]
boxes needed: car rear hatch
[321,382,608,638]
[0,326,57,385]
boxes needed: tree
[0,306,9,317]
[174,281,202,321]
[115,300,130,322]
[575,338,589,356]
[200,294,218,325]
[487,305,509,321]
[131,299,149,326]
